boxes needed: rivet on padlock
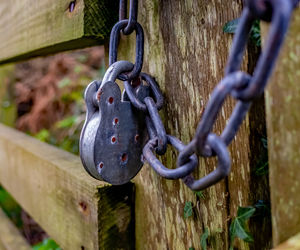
[80,61,149,185]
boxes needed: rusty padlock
[80,61,148,185]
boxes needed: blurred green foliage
[32,238,61,250]
[223,18,261,47]
[32,54,106,155]
[33,114,83,155]
[0,186,22,228]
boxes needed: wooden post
[117,1,271,249]
[264,8,300,246]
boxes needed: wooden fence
[0,0,299,249]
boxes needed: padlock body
[80,80,147,185]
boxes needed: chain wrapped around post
[80,0,299,191]
[177,0,298,190]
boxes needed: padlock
[80,61,148,185]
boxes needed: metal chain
[177,0,298,190]
[110,0,143,81]
[108,0,298,191]
[119,0,138,35]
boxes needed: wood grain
[264,8,300,246]
[116,0,271,249]
[0,124,134,250]
[0,208,31,250]
[0,0,118,65]
[274,232,300,250]
[0,241,5,250]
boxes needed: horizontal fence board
[0,0,118,65]
[274,233,300,250]
[0,208,31,250]
[0,124,134,250]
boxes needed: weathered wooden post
[264,7,300,246]
[117,1,271,249]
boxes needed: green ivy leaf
[250,19,261,47]
[223,18,261,47]
[230,218,254,243]
[237,206,256,221]
[200,227,209,250]
[194,191,205,199]
[223,18,240,33]
[188,248,195,250]
[229,206,256,247]
[261,138,268,149]
[184,201,193,219]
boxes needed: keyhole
[121,153,128,164]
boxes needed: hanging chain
[108,0,299,190]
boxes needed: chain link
[107,0,298,190]
[120,0,138,35]
[124,73,164,111]
[109,19,144,81]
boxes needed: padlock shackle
[100,60,134,88]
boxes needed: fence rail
[0,0,118,65]
[0,124,134,249]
